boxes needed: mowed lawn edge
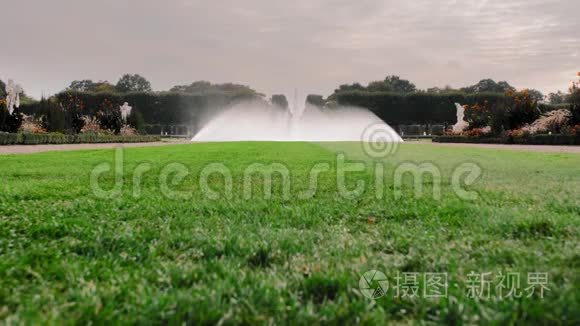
[0,142,578,324]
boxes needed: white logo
[361,123,400,158]
[359,270,389,299]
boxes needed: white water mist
[191,99,403,142]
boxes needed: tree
[367,75,417,93]
[547,91,568,104]
[169,81,257,96]
[426,85,457,93]
[505,89,541,130]
[335,83,365,93]
[306,94,325,107]
[0,107,23,133]
[96,98,122,134]
[115,74,152,93]
[94,83,116,93]
[0,79,6,98]
[569,83,580,125]
[170,81,212,93]
[525,89,545,102]
[127,109,145,133]
[461,79,515,93]
[271,94,288,109]
[67,80,115,92]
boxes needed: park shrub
[96,98,123,134]
[464,102,492,129]
[59,93,86,133]
[127,109,145,133]
[433,133,580,145]
[306,94,325,107]
[0,132,21,145]
[0,107,24,133]
[569,87,580,126]
[0,132,160,145]
[335,91,506,125]
[504,89,540,130]
[521,109,571,134]
[18,115,46,134]
[21,90,261,133]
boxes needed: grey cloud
[1,0,578,99]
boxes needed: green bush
[127,110,146,133]
[504,90,540,130]
[0,108,24,133]
[569,89,580,126]
[36,98,67,133]
[0,132,21,145]
[0,132,161,145]
[306,94,325,107]
[433,134,580,145]
[16,90,262,136]
[96,98,123,134]
[335,91,506,125]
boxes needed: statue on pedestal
[5,79,22,115]
[452,103,469,134]
[120,102,132,122]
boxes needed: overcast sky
[1,0,578,99]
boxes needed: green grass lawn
[0,142,579,324]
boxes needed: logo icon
[359,270,389,299]
[361,123,400,158]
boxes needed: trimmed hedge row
[20,91,260,126]
[433,134,580,145]
[0,132,161,145]
[335,91,507,125]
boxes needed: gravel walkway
[0,141,189,155]
[1,140,578,155]
[428,142,580,153]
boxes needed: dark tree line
[67,74,152,93]
[331,76,547,103]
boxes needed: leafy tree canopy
[334,83,365,93]
[367,75,417,93]
[271,94,288,109]
[460,79,515,94]
[67,80,116,93]
[426,85,458,93]
[0,79,5,98]
[306,94,325,107]
[524,89,545,102]
[169,81,258,96]
[329,76,416,98]
[115,74,152,93]
[547,91,569,104]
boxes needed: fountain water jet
[191,98,403,142]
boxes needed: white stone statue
[452,103,469,134]
[120,102,132,122]
[5,79,22,115]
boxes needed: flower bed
[433,134,580,145]
[0,132,161,145]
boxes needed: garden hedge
[19,90,260,126]
[433,134,580,145]
[0,132,161,145]
[335,91,507,125]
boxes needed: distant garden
[0,75,260,144]
[1,73,579,144]
[433,80,580,145]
